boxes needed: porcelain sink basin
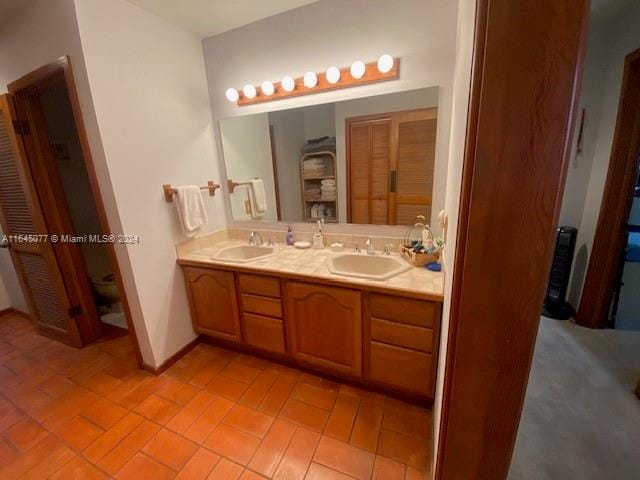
[326,253,411,280]
[212,245,276,263]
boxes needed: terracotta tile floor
[0,313,432,479]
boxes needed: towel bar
[163,181,220,202]
[227,178,259,193]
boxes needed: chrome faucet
[248,231,263,246]
[344,241,360,253]
[383,244,393,255]
[365,237,375,255]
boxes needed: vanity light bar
[225,55,399,107]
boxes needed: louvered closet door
[348,119,391,224]
[393,109,437,225]
[0,94,82,346]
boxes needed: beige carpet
[509,317,640,479]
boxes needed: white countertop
[178,239,444,301]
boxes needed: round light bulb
[281,75,295,92]
[325,66,340,84]
[225,88,239,102]
[303,71,318,88]
[242,84,256,99]
[350,60,366,79]
[261,81,275,96]
[377,54,394,73]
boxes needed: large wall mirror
[220,86,444,227]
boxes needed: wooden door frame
[14,76,106,345]
[268,125,282,221]
[7,56,143,366]
[575,49,640,328]
[435,0,588,479]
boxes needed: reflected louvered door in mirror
[393,108,437,225]
[0,94,83,346]
[347,118,391,224]
[347,108,436,225]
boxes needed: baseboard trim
[142,335,201,375]
[0,307,30,318]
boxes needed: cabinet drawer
[369,341,432,395]
[238,274,281,298]
[370,318,433,352]
[369,293,438,328]
[241,293,283,318]
[243,313,285,354]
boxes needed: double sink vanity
[177,231,444,402]
[180,85,448,403]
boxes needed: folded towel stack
[320,178,336,200]
[305,185,322,200]
[303,158,333,177]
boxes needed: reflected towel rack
[227,178,258,193]
[163,181,220,202]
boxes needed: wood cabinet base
[180,264,441,404]
[199,333,434,406]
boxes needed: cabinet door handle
[390,170,397,193]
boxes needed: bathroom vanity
[179,84,447,403]
[177,239,443,402]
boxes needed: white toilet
[91,273,122,311]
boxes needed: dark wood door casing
[0,94,83,346]
[435,0,589,479]
[575,49,640,328]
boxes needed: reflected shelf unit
[300,150,338,223]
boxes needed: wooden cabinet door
[370,341,433,396]
[285,281,362,376]
[182,266,241,342]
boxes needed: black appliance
[542,226,577,319]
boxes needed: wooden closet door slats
[347,108,437,226]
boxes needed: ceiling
[126,0,319,38]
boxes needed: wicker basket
[401,215,440,266]
[400,245,440,267]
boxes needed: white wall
[73,0,223,366]
[0,0,210,364]
[303,103,335,140]
[334,87,440,224]
[432,0,475,468]
[562,2,640,307]
[220,114,278,221]
[202,0,458,236]
[0,274,11,311]
[558,20,610,230]
[269,108,310,222]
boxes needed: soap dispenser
[313,220,324,249]
[286,225,294,246]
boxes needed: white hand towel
[249,179,267,218]
[175,185,207,235]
